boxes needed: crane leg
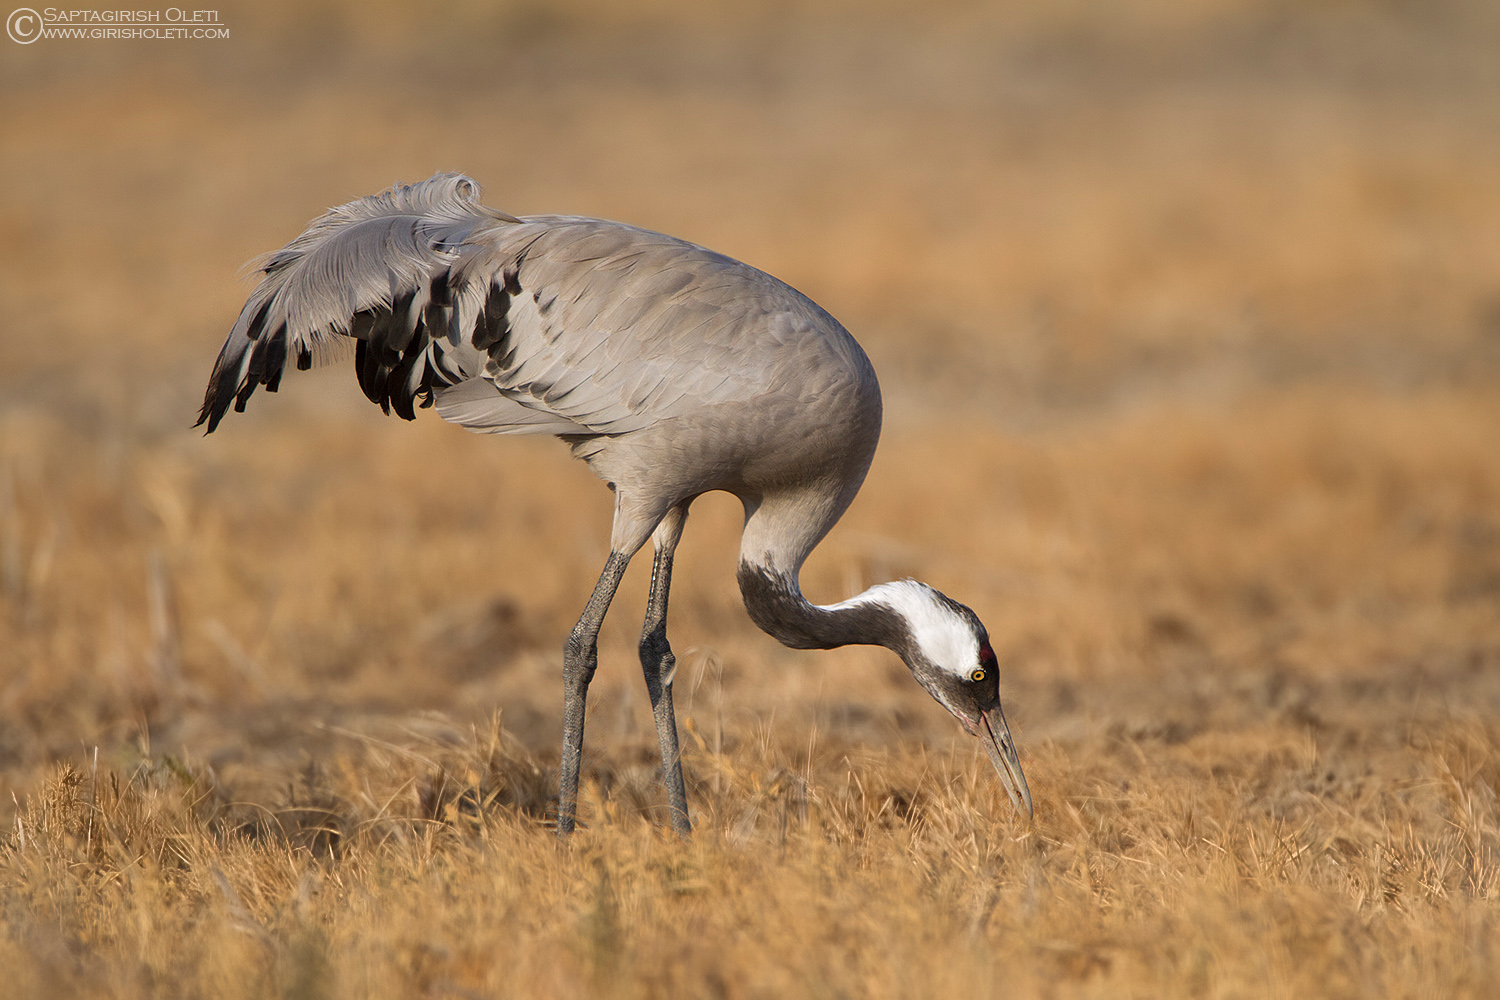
[557,550,631,839]
[640,504,691,837]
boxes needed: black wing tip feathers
[351,294,446,423]
[199,171,515,432]
[196,310,289,434]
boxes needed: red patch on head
[979,643,994,663]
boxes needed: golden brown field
[3,1,1499,996]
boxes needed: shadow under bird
[198,173,1032,836]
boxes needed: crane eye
[969,667,986,682]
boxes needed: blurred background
[3,0,1499,819]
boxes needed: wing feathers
[201,175,835,442]
[198,173,500,431]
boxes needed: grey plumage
[201,173,1032,837]
[202,175,823,442]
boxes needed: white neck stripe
[826,580,979,678]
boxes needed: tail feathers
[197,173,515,433]
[433,379,588,436]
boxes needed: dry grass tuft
[3,711,1497,997]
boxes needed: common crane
[198,173,1032,837]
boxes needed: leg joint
[563,631,598,680]
[565,632,589,660]
[638,630,672,667]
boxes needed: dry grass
[3,1,1500,996]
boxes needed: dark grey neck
[736,562,910,654]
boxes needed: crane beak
[976,705,1033,820]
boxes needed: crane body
[200,173,1031,836]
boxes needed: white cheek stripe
[825,580,979,677]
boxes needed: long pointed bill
[978,706,1033,819]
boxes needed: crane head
[875,581,1034,820]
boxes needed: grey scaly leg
[557,550,631,839]
[639,506,691,836]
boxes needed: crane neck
[734,475,903,651]
[736,562,908,652]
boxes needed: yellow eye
[969,668,986,682]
